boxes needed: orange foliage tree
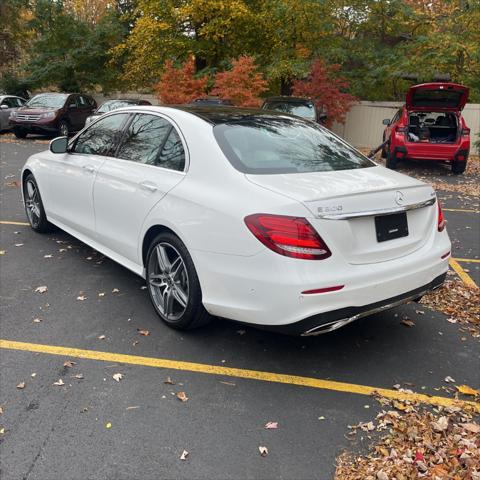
[211,56,268,107]
[155,57,208,104]
[292,59,356,127]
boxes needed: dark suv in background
[262,96,327,124]
[9,92,96,138]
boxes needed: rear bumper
[394,143,470,162]
[272,272,446,335]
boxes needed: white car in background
[0,95,26,131]
[21,106,451,335]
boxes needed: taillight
[437,200,446,232]
[461,128,470,136]
[244,214,331,260]
[396,127,407,133]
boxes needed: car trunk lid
[406,83,469,112]
[246,166,437,264]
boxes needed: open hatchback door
[406,83,469,112]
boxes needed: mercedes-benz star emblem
[395,191,405,205]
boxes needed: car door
[93,112,187,264]
[66,95,83,131]
[0,97,16,130]
[384,108,402,142]
[43,112,131,238]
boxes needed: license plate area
[375,212,408,242]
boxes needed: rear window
[264,101,316,120]
[412,90,462,108]
[213,117,374,174]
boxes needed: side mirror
[0,104,8,110]
[382,118,391,125]
[50,136,68,154]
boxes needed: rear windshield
[26,94,68,108]
[264,101,316,120]
[412,90,462,108]
[214,117,374,174]
[97,100,135,113]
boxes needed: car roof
[263,96,314,104]
[169,105,296,125]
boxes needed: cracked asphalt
[0,134,479,480]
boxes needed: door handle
[139,181,158,192]
[83,164,96,173]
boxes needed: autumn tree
[211,56,268,107]
[292,59,356,127]
[155,57,208,104]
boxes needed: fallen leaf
[6,180,20,187]
[35,286,48,294]
[44,254,53,258]
[444,375,456,383]
[73,374,84,379]
[112,373,123,382]
[456,384,479,396]
[176,391,188,402]
[98,292,105,297]
[259,446,268,457]
[31,373,36,378]
[16,382,25,389]
[164,376,175,385]
[53,379,65,386]
[98,335,106,340]
[0,428,5,435]
[14,243,24,247]
[265,422,278,429]
[180,450,189,460]
[112,288,119,293]
[401,319,415,327]
[33,318,42,323]
[432,416,448,432]
[126,406,140,410]
[105,422,112,429]
[219,381,236,386]
[76,295,87,301]
[63,360,76,368]
[377,472,388,480]
[318,416,325,420]
[137,329,150,336]
[0,250,5,255]
[0,407,3,414]
[462,422,480,433]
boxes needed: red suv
[382,83,470,174]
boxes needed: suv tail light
[461,127,470,136]
[437,200,446,232]
[244,214,331,260]
[396,126,407,133]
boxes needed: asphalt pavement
[0,134,479,480]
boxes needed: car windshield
[26,94,68,108]
[214,117,374,174]
[97,100,135,113]
[264,101,316,120]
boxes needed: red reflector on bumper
[302,285,344,295]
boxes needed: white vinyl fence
[93,94,480,150]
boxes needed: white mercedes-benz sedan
[21,106,451,335]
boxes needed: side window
[68,96,78,108]
[116,114,171,165]
[78,96,89,107]
[2,98,15,108]
[15,98,25,107]
[72,113,129,156]
[158,128,185,171]
[391,109,402,124]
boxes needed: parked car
[262,96,327,123]
[190,97,233,106]
[382,82,470,174]
[22,106,450,335]
[9,92,96,138]
[85,98,152,126]
[0,95,26,131]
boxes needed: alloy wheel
[25,180,41,227]
[148,243,189,322]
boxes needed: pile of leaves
[421,280,480,338]
[335,403,480,479]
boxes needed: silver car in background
[0,95,26,131]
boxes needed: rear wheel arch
[142,225,182,267]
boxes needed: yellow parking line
[443,208,479,213]
[454,258,480,264]
[449,258,478,288]
[0,220,29,226]
[1,339,478,412]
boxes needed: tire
[22,174,56,233]
[58,120,69,137]
[451,161,466,175]
[385,150,398,169]
[381,135,388,158]
[146,232,211,330]
[14,128,27,139]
